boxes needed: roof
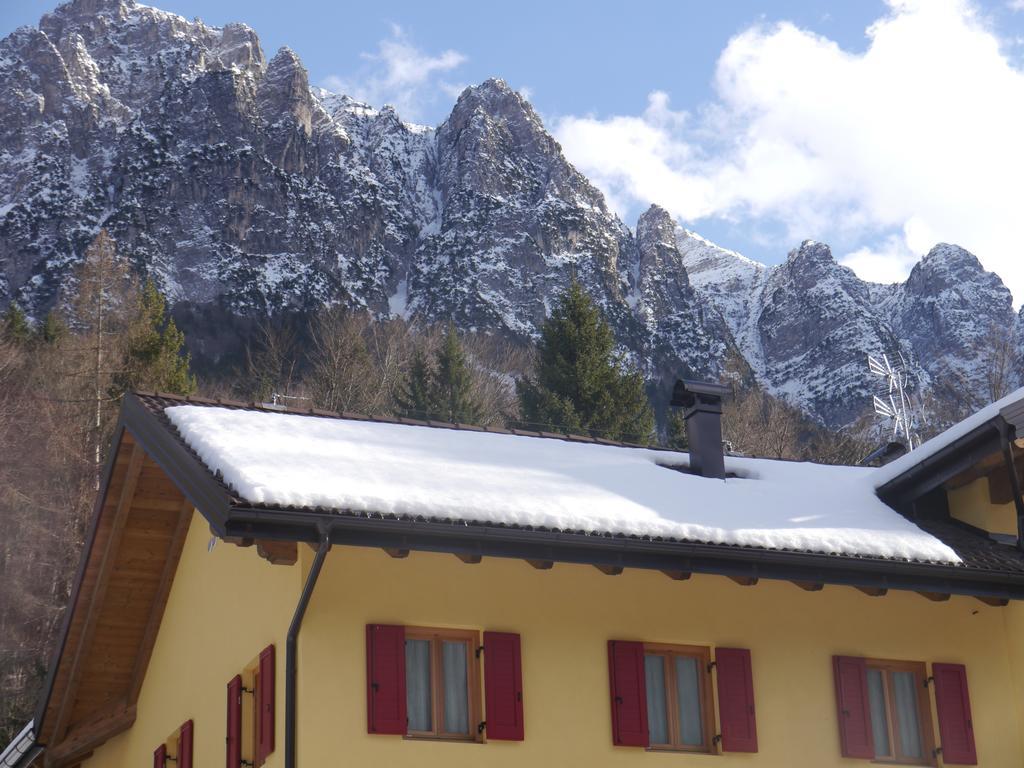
[23,390,1024,764]
[163,401,959,564]
[0,722,38,768]
[876,385,1024,503]
[123,392,1024,592]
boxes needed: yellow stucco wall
[1001,602,1024,762]
[947,477,1018,536]
[83,511,1024,767]
[79,510,300,768]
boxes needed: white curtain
[675,657,704,747]
[867,669,891,757]
[406,639,432,732]
[442,641,469,734]
[892,671,923,758]
[644,655,669,745]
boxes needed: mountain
[681,235,1019,426]
[1,0,1020,429]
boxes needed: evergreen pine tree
[395,324,484,424]
[1,303,30,344]
[433,322,483,424]
[37,311,66,345]
[395,348,438,420]
[516,281,654,442]
[117,280,196,395]
[666,409,689,451]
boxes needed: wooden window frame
[157,724,182,767]
[642,643,716,754]
[404,626,482,743]
[865,659,936,766]
[240,654,268,766]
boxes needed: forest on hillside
[0,231,875,742]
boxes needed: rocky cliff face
[681,235,1020,426]
[1,0,1019,429]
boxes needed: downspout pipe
[286,526,332,768]
[997,421,1024,552]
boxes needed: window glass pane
[675,656,704,747]
[442,641,469,735]
[867,668,891,757]
[892,671,924,759]
[406,639,432,732]
[644,655,669,745]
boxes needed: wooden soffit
[37,429,194,767]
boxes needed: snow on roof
[873,386,1024,489]
[165,405,960,565]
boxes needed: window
[367,624,523,742]
[865,660,935,765]
[154,720,192,768]
[227,645,275,768]
[404,627,482,741]
[609,641,757,753]
[834,656,939,765]
[643,644,715,752]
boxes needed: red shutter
[833,655,875,759]
[483,631,524,740]
[608,640,649,747]
[715,647,758,752]
[933,663,977,765]
[366,624,407,734]
[154,744,167,768]
[257,645,276,762]
[178,720,194,768]
[227,674,242,768]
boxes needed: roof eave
[223,506,1024,602]
[120,393,234,531]
[876,418,1005,508]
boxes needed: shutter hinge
[706,661,717,673]
[712,734,722,746]
[932,747,943,758]
[241,685,255,695]
[923,676,935,689]
[475,645,484,658]
[241,760,255,767]
[477,721,487,734]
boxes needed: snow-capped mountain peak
[0,0,1019,429]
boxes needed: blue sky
[5,1,1024,301]
[2,2,892,123]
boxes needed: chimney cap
[671,379,731,409]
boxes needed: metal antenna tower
[867,352,920,450]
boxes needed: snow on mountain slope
[0,0,1019,429]
[680,233,1020,426]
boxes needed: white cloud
[1009,0,1024,12]
[553,0,1024,302]
[322,24,466,122]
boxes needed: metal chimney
[671,379,730,479]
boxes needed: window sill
[402,735,482,745]
[645,746,716,756]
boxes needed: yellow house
[7,381,1024,768]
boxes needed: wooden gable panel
[40,429,196,767]
[40,433,138,747]
[65,484,189,732]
